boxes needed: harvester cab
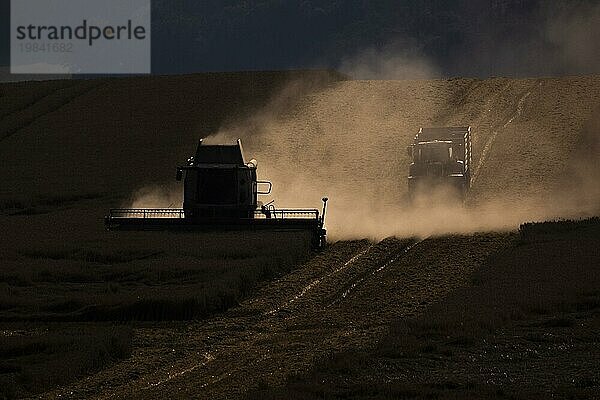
[105,139,328,249]
[176,139,272,219]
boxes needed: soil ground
[0,72,599,398]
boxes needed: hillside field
[0,71,599,398]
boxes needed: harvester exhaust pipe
[321,197,328,224]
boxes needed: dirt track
[41,234,509,399]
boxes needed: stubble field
[0,71,598,398]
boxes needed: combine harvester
[105,139,328,248]
[407,126,472,202]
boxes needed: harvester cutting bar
[108,209,185,219]
[106,208,319,220]
[105,208,326,248]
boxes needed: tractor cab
[409,140,455,163]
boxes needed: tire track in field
[133,242,374,394]
[127,240,402,398]
[471,89,533,188]
[124,241,376,397]
[265,243,374,315]
[328,238,424,307]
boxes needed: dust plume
[125,185,182,209]
[556,107,600,214]
[206,73,599,241]
[203,76,336,146]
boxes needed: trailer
[406,126,472,200]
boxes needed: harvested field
[0,71,599,398]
